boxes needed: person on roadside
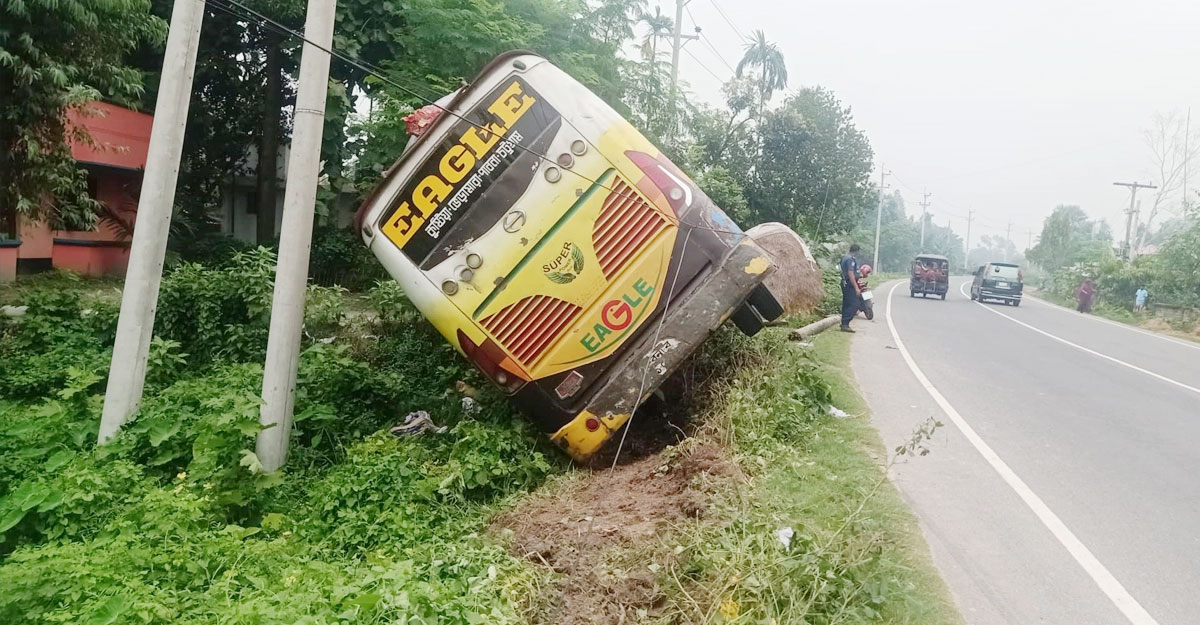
[1135,287,1148,312]
[1076,279,1095,314]
[840,244,862,332]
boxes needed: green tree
[748,88,875,238]
[637,6,672,61]
[1152,218,1200,305]
[967,234,1023,270]
[0,0,165,236]
[735,29,787,120]
[1027,205,1113,272]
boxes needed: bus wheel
[747,283,785,322]
[730,304,765,336]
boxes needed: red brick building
[4,102,153,280]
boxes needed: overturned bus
[354,51,784,460]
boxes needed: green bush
[0,287,116,400]
[0,245,571,624]
[170,232,255,267]
[155,248,345,364]
[308,226,388,291]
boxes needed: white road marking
[1024,293,1200,352]
[886,282,1161,625]
[958,282,1200,397]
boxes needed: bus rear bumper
[550,239,773,460]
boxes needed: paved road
[850,277,1200,625]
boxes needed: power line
[202,0,748,239]
[683,3,737,74]
[707,0,747,42]
[681,46,728,82]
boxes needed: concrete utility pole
[872,165,890,270]
[1185,107,1192,212]
[667,0,699,118]
[1113,181,1156,259]
[98,0,205,444]
[257,0,338,472]
[918,190,931,249]
[963,209,973,271]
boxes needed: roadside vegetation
[1,262,959,624]
[0,258,563,624]
[647,329,959,624]
[1023,205,1200,338]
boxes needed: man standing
[1076,279,1095,314]
[1135,287,1148,312]
[840,243,862,332]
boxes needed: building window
[245,190,259,215]
[87,171,100,200]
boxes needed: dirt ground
[493,437,741,625]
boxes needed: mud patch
[493,441,741,625]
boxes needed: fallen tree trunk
[788,315,840,340]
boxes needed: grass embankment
[652,329,959,624]
[1033,289,1200,342]
[1,261,959,624]
[496,325,961,624]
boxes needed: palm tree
[638,7,673,62]
[735,30,788,118]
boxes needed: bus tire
[747,283,785,322]
[730,304,764,336]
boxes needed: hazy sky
[663,0,1200,249]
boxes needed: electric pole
[1113,181,1156,259]
[1026,229,1034,254]
[99,0,205,443]
[667,0,700,120]
[918,190,931,249]
[1185,107,1192,212]
[963,209,973,271]
[872,165,890,271]
[257,0,338,472]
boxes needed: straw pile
[745,222,824,315]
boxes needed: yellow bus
[355,51,783,460]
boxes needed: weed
[655,332,960,625]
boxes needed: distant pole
[1026,229,1033,253]
[963,209,973,271]
[256,0,338,472]
[1185,107,1191,211]
[667,0,699,120]
[918,190,931,249]
[98,0,205,444]
[871,165,889,270]
[1113,181,1157,259]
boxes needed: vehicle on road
[971,262,1024,305]
[858,264,874,320]
[910,254,949,299]
[354,51,785,461]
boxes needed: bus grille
[593,178,669,279]
[481,295,582,365]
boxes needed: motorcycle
[857,264,874,321]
